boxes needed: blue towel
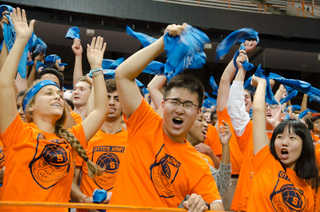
[307,86,320,104]
[203,97,217,109]
[34,37,47,54]
[216,28,259,62]
[163,24,210,81]
[65,26,80,39]
[268,72,311,94]
[92,189,107,212]
[142,61,165,75]
[280,90,298,104]
[126,25,157,47]
[135,79,148,95]
[209,76,218,96]
[233,44,254,71]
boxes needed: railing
[0,201,220,211]
[152,0,320,17]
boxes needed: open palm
[10,8,34,40]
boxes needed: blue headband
[23,80,60,112]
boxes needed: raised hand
[10,8,34,41]
[86,36,106,70]
[72,38,83,56]
[236,49,247,70]
[164,23,187,36]
[219,120,231,145]
[243,39,257,53]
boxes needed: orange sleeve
[204,124,222,157]
[217,108,243,174]
[70,111,83,125]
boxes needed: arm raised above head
[0,8,34,134]
[116,23,186,118]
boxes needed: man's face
[107,91,122,120]
[161,88,200,143]
[244,90,252,113]
[266,104,282,128]
[72,81,91,107]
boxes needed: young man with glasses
[109,24,224,211]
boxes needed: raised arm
[81,37,108,142]
[147,75,167,110]
[0,11,9,71]
[72,38,83,86]
[0,8,34,134]
[251,75,269,155]
[116,24,186,117]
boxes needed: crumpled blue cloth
[65,26,80,39]
[233,44,254,71]
[36,61,46,72]
[1,4,29,78]
[163,24,210,81]
[28,32,37,52]
[244,65,278,105]
[34,37,47,54]
[280,90,298,104]
[209,76,218,96]
[126,25,157,47]
[92,189,107,212]
[268,72,311,94]
[307,86,320,104]
[216,28,259,62]
[298,108,317,120]
[203,97,216,109]
[45,54,67,67]
[142,61,165,75]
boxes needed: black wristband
[205,202,210,210]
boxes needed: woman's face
[313,119,320,134]
[274,125,303,169]
[31,85,64,121]
[188,113,208,145]
[16,95,26,122]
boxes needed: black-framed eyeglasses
[164,98,198,111]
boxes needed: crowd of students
[0,6,319,212]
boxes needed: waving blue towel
[233,44,254,71]
[34,37,47,54]
[92,189,107,212]
[65,26,80,39]
[203,97,217,109]
[216,28,259,62]
[126,25,157,47]
[280,90,298,104]
[142,61,165,75]
[209,76,219,96]
[307,86,320,104]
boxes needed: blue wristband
[89,68,103,77]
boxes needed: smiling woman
[0,8,108,212]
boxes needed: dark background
[1,0,320,110]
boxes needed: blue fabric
[203,97,216,109]
[280,90,298,104]
[126,25,157,47]
[33,37,47,54]
[23,80,60,112]
[135,79,148,94]
[163,24,210,81]
[28,32,37,52]
[244,76,255,94]
[89,57,124,80]
[268,72,311,94]
[284,113,290,120]
[65,26,80,39]
[209,76,218,96]
[233,44,254,71]
[36,61,46,72]
[286,105,301,111]
[92,189,107,212]
[298,109,311,120]
[307,86,320,104]
[142,61,165,75]
[27,61,34,66]
[45,54,67,67]
[216,28,259,62]
[256,65,279,105]
[0,40,3,51]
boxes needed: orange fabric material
[204,124,222,158]
[71,111,83,125]
[110,99,221,208]
[1,114,85,212]
[311,132,320,142]
[231,125,273,211]
[77,129,127,212]
[217,108,243,175]
[247,145,317,212]
[0,139,4,201]
[200,152,214,168]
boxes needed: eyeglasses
[266,104,280,110]
[164,98,198,111]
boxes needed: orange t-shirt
[0,138,4,200]
[200,152,214,168]
[1,114,86,212]
[110,99,221,208]
[76,129,127,212]
[71,111,83,125]
[217,108,243,175]
[231,128,274,211]
[204,124,222,158]
[247,145,317,212]
[311,132,320,142]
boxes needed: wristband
[89,68,103,77]
[82,195,90,203]
[92,70,103,77]
[205,202,210,211]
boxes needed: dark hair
[270,119,320,190]
[17,90,27,99]
[311,115,320,122]
[65,98,74,110]
[163,74,204,108]
[304,118,313,131]
[35,68,64,89]
[105,79,117,93]
[244,89,253,102]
